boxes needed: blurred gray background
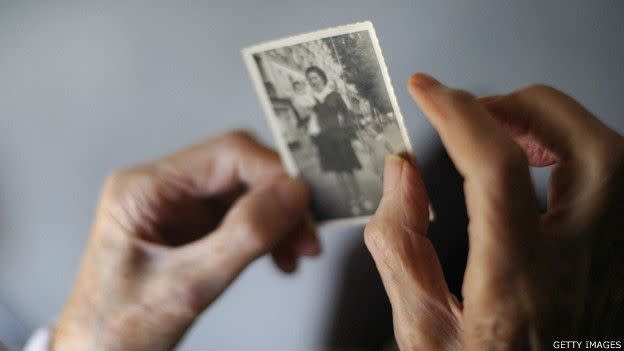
[0,1,622,350]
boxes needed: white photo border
[242,21,414,227]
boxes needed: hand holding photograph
[242,21,413,225]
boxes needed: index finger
[156,130,285,196]
[408,73,540,346]
[407,72,539,256]
[408,74,535,197]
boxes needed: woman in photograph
[305,65,372,216]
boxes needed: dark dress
[313,91,362,172]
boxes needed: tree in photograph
[323,33,392,114]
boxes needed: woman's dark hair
[305,66,328,85]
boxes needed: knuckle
[446,88,477,107]
[101,168,138,202]
[521,83,561,98]
[363,216,402,257]
[236,216,273,252]
[95,226,149,265]
[216,130,274,164]
[218,130,282,173]
[466,316,530,350]
[393,297,462,351]
[490,144,527,175]
[103,166,154,193]
[481,144,528,186]
[363,222,382,253]
[103,169,130,192]
[246,232,273,255]
[100,165,160,220]
[518,83,574,106]
[220,129,257,147]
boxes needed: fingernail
[297,234,322,256]
[383,155,404,193]
[274,177,307,208]
[282,257,298,273]
[478,95,502,104]
[409,73,441,91]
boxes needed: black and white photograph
[243,22,412,224]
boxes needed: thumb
[215,175,310,264]
[365,155,460,350]
[365,154,447,303]
[171,176,309,308]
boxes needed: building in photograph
[253,39,365,112]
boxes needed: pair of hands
[52,73,623,350]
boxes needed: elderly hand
[365,73,624,350]
[52,131,320,351]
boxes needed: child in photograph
[291,80,320,136]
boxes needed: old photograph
[243,22,412,224]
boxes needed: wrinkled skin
[365,73,624,350]
[52,131,321,351]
